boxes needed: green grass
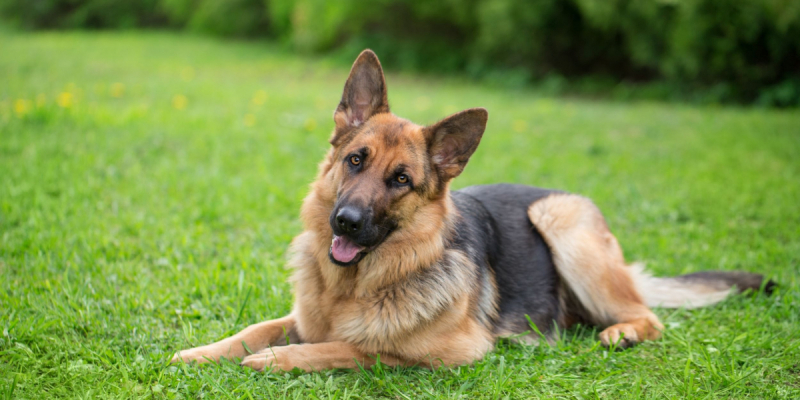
[1,30,799,399]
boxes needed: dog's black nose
[336,206,364,235]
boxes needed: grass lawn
[1,30,799,399]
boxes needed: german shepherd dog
[171,50,773,372]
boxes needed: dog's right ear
[424,108,488,182]
[331,49,390,146]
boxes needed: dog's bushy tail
[630,263,776,309]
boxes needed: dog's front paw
[170,347,217,365]
[241,347,297,372]
[599,323,640,349]
[240,353,271,372]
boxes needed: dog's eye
[349,155,361,166]
[396,174,409,184]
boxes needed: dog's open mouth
[329,226,395,267]
[330,235,366,266]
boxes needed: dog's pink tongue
[331,235,364,263]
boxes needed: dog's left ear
[424,108,488,182]
[331,49,390,145]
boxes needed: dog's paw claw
[599,324,640,349]
[240,353,270,372]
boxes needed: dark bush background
[2,0,798,106]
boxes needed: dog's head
[321,50,488,266]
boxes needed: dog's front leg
[240,341,404,372]
[171,314,297,365]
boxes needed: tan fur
[629,263,734,308]
[240,341,405,372]
[528,194,664,347]
[171,315,297,364]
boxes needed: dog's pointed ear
[424,108,488,181]
[331,49,389,145]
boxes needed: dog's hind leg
[528,194,663,348]
[171,314,299,364]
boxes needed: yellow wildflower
[110,83,125,98]
[252,90,268,106]
[14,99,32,117]
[303,117,317,132]
[57,92,73,108]
[512,119,528,133]
[172,94,188,110]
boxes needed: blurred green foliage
[0,0,165,29]
[161,0,269,37]
[1,0,798,106]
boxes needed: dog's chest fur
[287,226,496,360]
